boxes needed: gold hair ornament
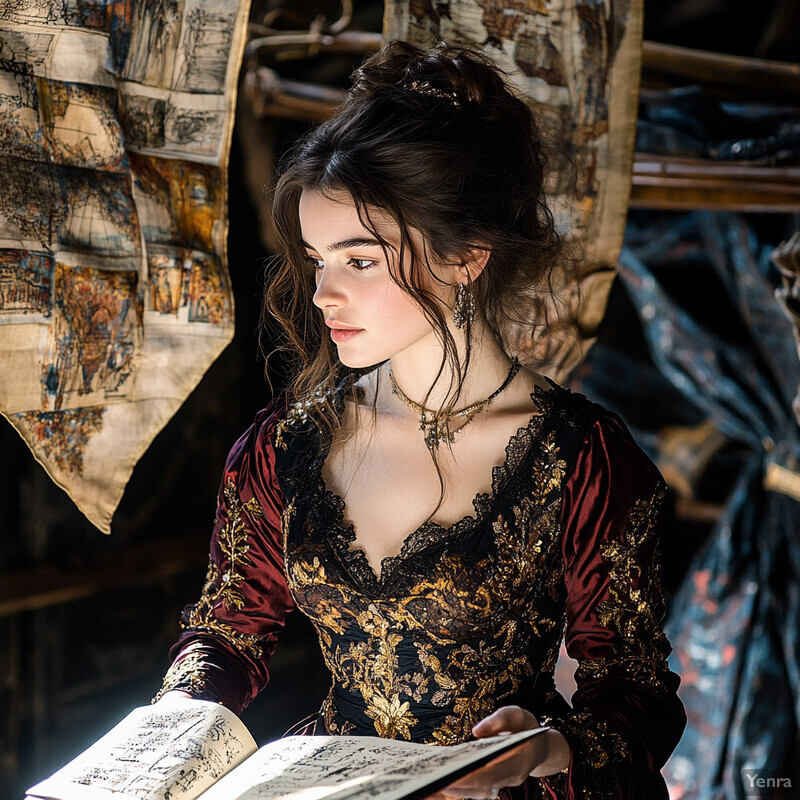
[402,79,461,108]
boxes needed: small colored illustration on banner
[41,264,142,411]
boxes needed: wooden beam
[674,498,725,524]
[244,30,381,61]
[631,154,800,212]
[634,155,800,185]
[239,39,800,207]
[242,38,800,119]
[630,181,800,212]
[243,67,345,122]
[630,185,800,212]
[641,40,800,102]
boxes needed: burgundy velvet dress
[156,378,685,799]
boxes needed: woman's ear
[457,244,492,283]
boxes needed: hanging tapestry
[0,0,251,532]
[384,0,643,380]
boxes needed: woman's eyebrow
[301,236,384,252]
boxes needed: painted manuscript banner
[384,0,643,380]
[0,0,251,532]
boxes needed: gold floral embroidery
[365,693,418,739]
[152,652,207,703]
[539,711,629,800]
[583,718,629,769]
[546,710,629,769]
[418,647,454,706]
[588,482,672,690]
[575,655,670,688]
[530,431,567,502]
[397,671,431,703]
[281,496,296,552]
[321,691,355,736]
[280,383,673,774]
[218,479,262,611]
[290,555,328,589]
[276,402,310,451]
[182,479,265,659]
[284,417,571,746]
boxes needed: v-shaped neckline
[315,379,564,591]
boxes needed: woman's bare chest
[320,411,540,576]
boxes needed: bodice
[277,382,591,743]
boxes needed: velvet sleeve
[538,410,686,800]
[152,400,294,716]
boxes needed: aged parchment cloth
[0,0,251,532]
[384,0,643,380]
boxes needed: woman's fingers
[472,705,540,737]
[439,740,540,798]
[437,707,545,799]
[433,782,501,799]
[436,787,499,799]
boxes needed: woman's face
[300,189,453,369]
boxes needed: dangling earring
[453,282,475,329]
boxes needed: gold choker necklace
[388,358,522,452]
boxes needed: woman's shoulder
[516,364,597,423]
[220,395,290,475]
[238,394,291,451]
[538,378,663,480]
[533,374,599,435]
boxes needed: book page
[200,729,548,800]
[26,698,257,800]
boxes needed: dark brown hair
[264,38,565,443]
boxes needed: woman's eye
[303,255,375,271]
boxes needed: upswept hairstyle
[265,38,564,443]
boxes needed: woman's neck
[383,317,517,413]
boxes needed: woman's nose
[312,267,346,309]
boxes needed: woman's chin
[335,352,372,369]
[335,350,389,370]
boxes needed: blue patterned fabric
[636,85,800,164]
[610,212,800,799]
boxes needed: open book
[26,698,549,800]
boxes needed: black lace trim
[306,380,571,595]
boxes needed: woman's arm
[536,410,686,799]
[152,400,294,716]
[438,408,685,799]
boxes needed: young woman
[155,40,685,799]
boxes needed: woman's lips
[330,327,364,343]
